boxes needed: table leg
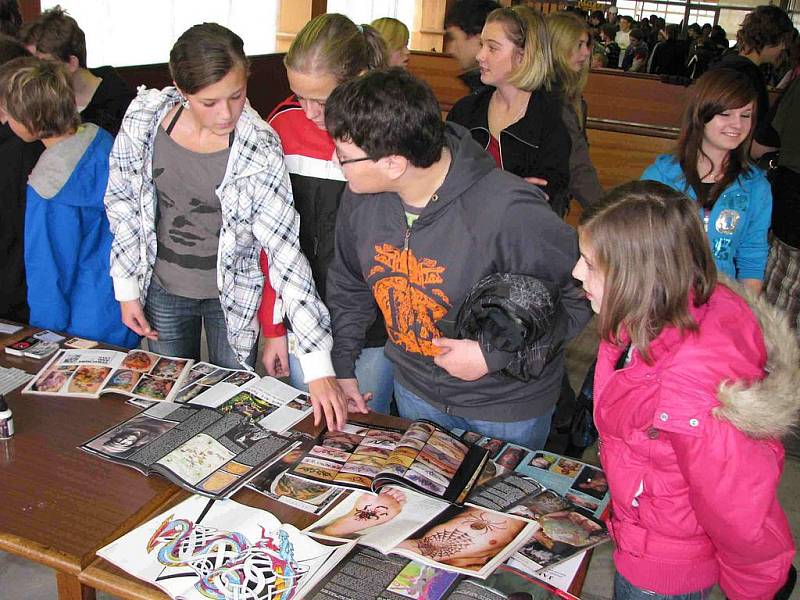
[56,571,97,600]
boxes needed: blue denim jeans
[394,381,554,450]
[144,280,256,369]
[288,335,395,415]
[614,572,714,600]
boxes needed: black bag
[568,360,598,450]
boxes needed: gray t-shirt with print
[152,126,231,299]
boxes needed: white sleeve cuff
[113,277,140,302]
[298,350,336,383]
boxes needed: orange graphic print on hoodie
[369,243,451,357]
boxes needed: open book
[80,402,304,499]
[97,494,354,600]
[23,348,193,403]
[288,420,489,505]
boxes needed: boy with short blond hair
[0,57,137,346]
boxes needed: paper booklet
[304,546,573,600]
[97,494,354,600]
[287,420,489,506]
[454,430,611,574]
[80,402,306,499]
[23,348,193,403]
[307,485,537,580]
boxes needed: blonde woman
[447,6,571,216]
[371,17,410,68]
[547,11,603,208]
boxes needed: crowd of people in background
[0,0,798,598]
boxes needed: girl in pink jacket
[572,180,798,599]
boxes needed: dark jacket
[0,124,43,323]
[446,85,572,216]
[648,39,687,76]
[561,99,603,208]
[327,123,591,421]
[82,66,136,136]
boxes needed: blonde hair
[579,181,717,362]
[547,11,589,125]
[371,17,409,52]
[285,13,387,83]
[0,55,79,138]
[486,6,552,92]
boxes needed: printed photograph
[495,446,528,470]
[508,489,571,520]
[361,428,403,448]
[405,468,447,496]
[309,444,351,463]
[271,472,338,505]
[293,461,339,482]
[387,562,460,600]
[332,472,372,488]
[550,458,583,478]
[157,433,236,485]
[199,470,238,494]
[409,462,451,489]
[132,375,175,401]
[478,437,505,458]
[286,392,310,410]
[528,452,559,470]
[220,371,255,387]
[533,510,607,550]
[121,350,159,372]
[320,430,363,453]
[173,382,209,404]
[426,432,467,462]
[459,431,483,445]
[102,369,142,393]
[339,462,381,478]
[226,422,274,447]
[565,492,600,513]
[417,445,460,477]
[570,465,609,500]
[31,365,76,393]
[150,357,189,379]
[68,366,112,394]
[84,414,177,459]
[197,368,232,387]
[218,391,278,420]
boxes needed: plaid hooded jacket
[104,86,334,378]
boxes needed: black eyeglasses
[338,155,375,166]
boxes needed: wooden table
[0,326,182,600]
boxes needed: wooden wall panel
[587,129,676,189]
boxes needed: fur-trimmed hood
[714,280,800,439]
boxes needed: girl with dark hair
[573,180,797,600]
[447,6,572,216]
[642,68,771,293]
[256,14,394,414]
[104,23,351,430]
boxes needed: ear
[380,154,409,182]
[66,55,80,74]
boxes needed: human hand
[308,376,349,431]
[261,334,290,377]
[432,338,489,381]
[338,377,372,415]
[120,300,158,340]
[524,176,550,200]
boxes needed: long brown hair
[675,68,757,210]
[547,11,590,125]
[579,181,717,362]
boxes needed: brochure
[97,494,354,600]
[289,420,489,505]
[23,348,193,403]
[80,403,303,499]
[307,486,537,579]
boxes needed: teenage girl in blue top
[642,68,771,294]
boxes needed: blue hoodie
[642,154,772,281]
[25,124,139,348]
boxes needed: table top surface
[0,326,181,575]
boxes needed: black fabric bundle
[438,273,568,381]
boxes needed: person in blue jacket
[0,56,138,347]
[642,68,771,294]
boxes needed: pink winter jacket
[594,284,798,598]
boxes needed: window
[40,0,279,68]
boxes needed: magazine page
[81,403,301,499]
[373,421,489,505]
[23,348,126,397]
[467,472,547,512]
[304,546,462,600]
[247,438,346,516]
[307,486,537,580]
[96,494,346,600]
[450,563,574,599]
[507,553,583,596]
[188,374,313,433]
[173,361,258,403]
[100,350,193,403]
[289,422,406,490]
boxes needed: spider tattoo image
[353,504,389,521]
[416,528,473,559]
[462,511,508,534]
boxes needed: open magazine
[307,486,538,580]
[288,420,489,505]
[304,546,573,600]
[80,402,304,499]
[97,494,354,600]
[455,430,611,574]
[23,348,192,403]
